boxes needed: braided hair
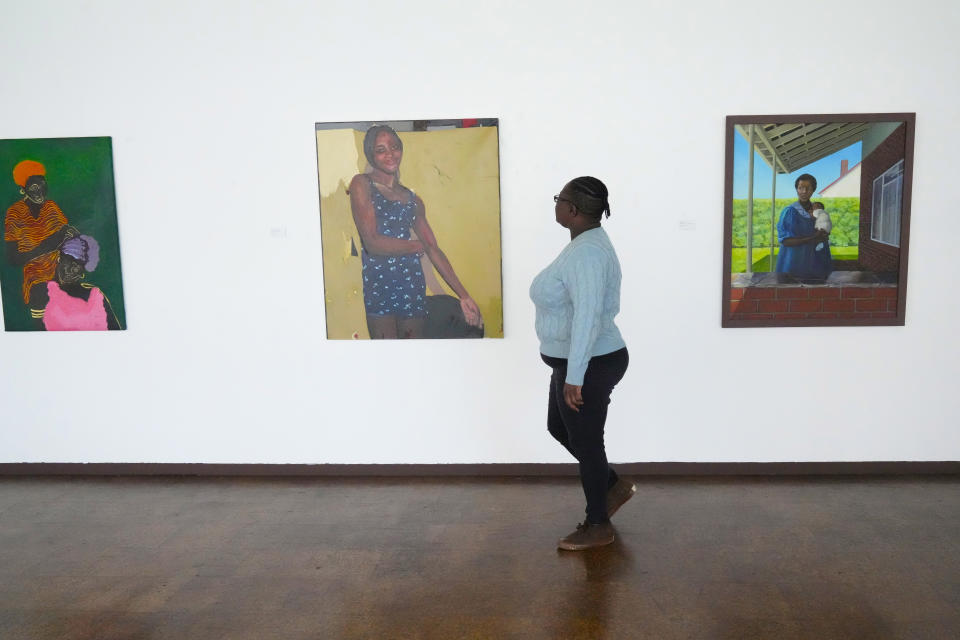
[568,176,611,219]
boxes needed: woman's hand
[563,383,584,412]
[460,296,483,327]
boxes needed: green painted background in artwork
[0,137,126,331]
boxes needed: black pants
[541,347,629,524]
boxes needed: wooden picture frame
[721,113,915,328]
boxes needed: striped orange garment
[4,200,68,302]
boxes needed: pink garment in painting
[42,281,108,331]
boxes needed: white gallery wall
[1,0,958,464]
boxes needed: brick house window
[871,159,903,247]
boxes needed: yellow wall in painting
[317,128,367,339]
[316,126,503,339]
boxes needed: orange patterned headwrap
[13,160,46,188]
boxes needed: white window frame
[870,159,903,247]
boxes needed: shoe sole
[557,534,615,551]
[607,482,637,519]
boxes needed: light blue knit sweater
[530,227,626,385]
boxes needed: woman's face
[57,254,84,284]
[554,183,576,227]
[795,179,815,203]
[23,176,48,205]
[372,131,402,175]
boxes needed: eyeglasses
[553,195,573,205]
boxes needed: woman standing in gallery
[349,124,482,339]
[775,173,832,278]
[530,176,633,551]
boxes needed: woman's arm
[5,225,77,266]
[782,229,828,247]
[558,246,610,412]
[349,175,424,256]
[778,207,828,247]
[562,247,605,386]
[27,283,50,330]
[411,197,482,327]
[101,291,122,330]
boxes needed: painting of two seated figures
[0,137,126,332]
[722,114,914,327]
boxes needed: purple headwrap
[61,235,100,273]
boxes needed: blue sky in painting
[732,131,862,199]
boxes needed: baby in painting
[813,202,831,252]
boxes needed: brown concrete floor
[0,475,958,639]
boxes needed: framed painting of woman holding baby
[721,113,915,328]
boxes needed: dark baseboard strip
[0,462,958,477]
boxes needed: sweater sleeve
[561,245,606,385]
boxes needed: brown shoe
[557,521,615,551]
[606,478,636,519]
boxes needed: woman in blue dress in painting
[775,173,832,279]
[349,124,482,339]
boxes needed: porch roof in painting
[735,122,869,174]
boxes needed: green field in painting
[731,198,860,248]
[731,246,859,273]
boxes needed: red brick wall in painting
[729,286,898,322]
[859,124,905,273]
